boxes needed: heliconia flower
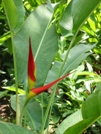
[26,38,71,103]
[27,73,70,99]
[28,37,36,89]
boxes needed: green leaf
[55,110,83,134]
[11,95,25,111]
[11,95,42,131]
[0,121,35,134]
[0,90,8,98]
[82,89,101,119]
[14,5,58,87]
[13,0,25,32]
[26,99,42,131]
[60,3,73,34]
[56,82,101,134]
[66,88,101,133]
[2,0,24,32]
[64,118,94,134]
[46,44,95,82]
[2,86,25,94]
[2,0,17,30]
[62,44,95,75]
[60,0,101,34]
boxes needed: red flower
[27,38,70,99]
[28,38,36,89]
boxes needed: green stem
[11,35,21,125]
[40,31,78,133]
[20,82,29,125]
[2,0,20,125]
[41,93,44,121]
[20,103,26,125]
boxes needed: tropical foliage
[0,0,101,134]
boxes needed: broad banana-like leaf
[55,110,83,134]
[11,95,42,131]
[60,0,101,34]
[2,0,24,32]
[56,88,101,133]
[0,121,35,134]
[14,5,58,87]
[46,44,95,83]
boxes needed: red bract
[27,38,70,99]
[28,38,36,89]
[27,73,70,99]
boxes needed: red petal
[31,73,70,95]
[28,37,36,88]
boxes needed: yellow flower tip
[28,76,36,89]
[28,91,36,99]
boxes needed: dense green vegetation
[0,0,101,134]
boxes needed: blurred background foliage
[0,0,101,133]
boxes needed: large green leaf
[14,5,58,87]
[2,0,17,30]
[64,118,94,134]
[60,0,101,34]
[11,95,42,131]
[82,89,101,120]
[0,121,35,134]
[13,0,25,32]
[56,85,101,134]
[62,44,95,75]
[64,87,101,134]
[2,0,24,32]
[46,44,95,83]
[26,99,42,131]
[55,110,83,134]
